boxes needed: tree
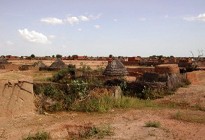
[158,55,163,60]
[109,54,113,58]
[56,54,62,59]
[30,54,35,59]
[72,55,78,60]
[1,55,5,58]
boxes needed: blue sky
[0,0,205,57]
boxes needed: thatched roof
[49,58,66,69]
[34,61,47,68]
[103,59,129,76]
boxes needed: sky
[0,0,205,57]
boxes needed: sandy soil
[0,71,205,140]
[8,60,108,69]
[1,108,204,140]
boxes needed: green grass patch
[192,104,205,111]
[33,71,54,82]
[156,100,190,109]
[23,131,50,140]
[71,96,158,112]
[156,100,205,111]
[172,111,205,124]
[145,121,161,128]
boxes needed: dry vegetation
[0,60,205,140]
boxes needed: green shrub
[51,65,76,83]
[95,66,104,75]
[142,88,167,99]
[23,131,50,140]
[49,102,63,112]
[79,63,92,76]
[104,79,127,91]
[145,121,161,128]
[34,81,89,112]
[124,82,172,99]
[70,80,88,99]
[43,85,64,101]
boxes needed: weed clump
[172,111,205,124]
[23,131,50,140]
[71,96,157,112]
[79,125,113,139]
[145,121,161,128]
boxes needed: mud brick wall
[0,79,35,117]
[122,61,140,66]
[127,67,155,75]
[155,64,179,74]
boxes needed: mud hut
[103,59,129,76]
[49,58,67,70]
[34,61,47,70]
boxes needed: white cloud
[48,35,56,39]
[89,13,102,20]
[113,19,118,22]
[79,15,89,21]
[18,28,50,44]
[66,16,80,25]
[94,25,101,29]
[41,17,63,25]
[6,41,14,45]
[78,28,82,32]
[40,14,101,26]
[184,13,205,22]
[139,17,147,21]
[164,15,169,19]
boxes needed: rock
[109,86,122,99]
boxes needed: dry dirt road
[0,71,205,140]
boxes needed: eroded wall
[0,73,35,117]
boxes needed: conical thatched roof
[49,58,67,69]
[34,61,47,68]
[103,59,129,76]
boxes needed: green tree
[109,54,113,58]
[30,54,35,59]
[72,55,78,60]
[56,54,62,59]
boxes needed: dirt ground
[0,71,205,140]
[8,60,108,69]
